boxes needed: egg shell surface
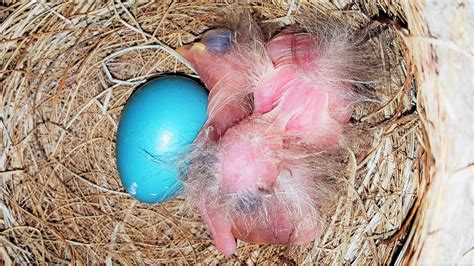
[116,76,208,203]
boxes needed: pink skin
[220,122,280,193]
[177,36,263,138]
[217,119,320,250]
[178,29,353,255]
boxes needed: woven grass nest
[1,1,447,264]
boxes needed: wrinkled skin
[177,27,354,255]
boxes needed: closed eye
[234,192,262,214]
[201,28,235,54]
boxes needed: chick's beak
[176,42,206,60]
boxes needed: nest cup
[1,2,424,264]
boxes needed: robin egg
[116,76,208,203]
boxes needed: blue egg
[116,76,208,203]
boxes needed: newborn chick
[178,18,376,255]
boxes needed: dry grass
[1,1,420,264]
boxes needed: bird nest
[1,1,421,264]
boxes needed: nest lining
[0,1,420,264]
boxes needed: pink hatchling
[177,19,376,255]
